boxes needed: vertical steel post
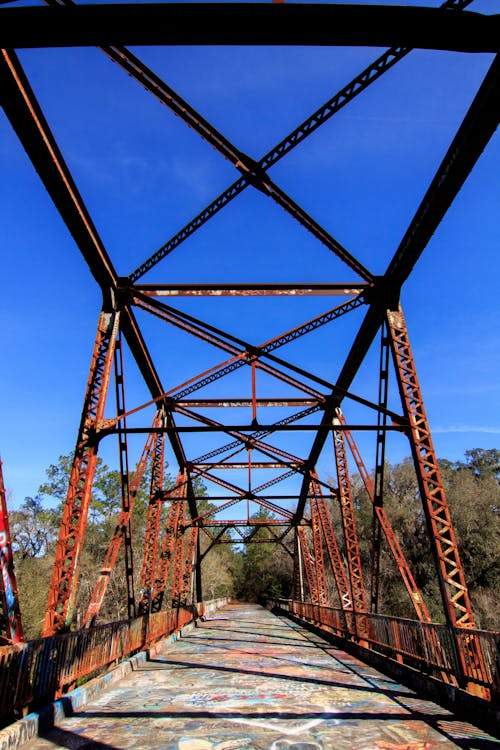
[195,530,203,604]
[181,526,199,606]
[332,422,367,614]
[340,413,431,622]
[113,329,135,619]
[171,499,187,609]
[292,527,304,601]
[0,459,24,644]
[138,427,165,614]
[387,306,475,628]
[370,324,390,613]
[387,306,489,694]
[84,416,160,625]
[309,492,328,605]
[150,471,186,612]
[44,308,119,636]
[310,476,351,610]
[296,527,318,604]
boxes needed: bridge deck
[25,603,498,750]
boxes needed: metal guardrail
[0,598,229,720]
[269,599,500,702]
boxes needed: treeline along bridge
[0,1,499,746]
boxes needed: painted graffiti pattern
[25,604,498,749]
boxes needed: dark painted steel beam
[0,5,497,51]
[130,0,472,282]
[0,49,197,517]
[294,53,500,524]
[0,49,116,293]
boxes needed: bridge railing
[0,598,229,721]
[269,599,500,702]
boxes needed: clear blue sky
[1,0,499,511]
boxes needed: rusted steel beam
[293,529,304,601]
[297,528,318,604]
[132,292,402,419]
[1,4,495,52]
[178,399,318,408]
[0,459,24,644]
[178,527,199,607]
[117,311,196,519]
[170,503,187,609]
[44,309,119,636]
[101,423,406,435]
[331,429,367,613]
[193,462,302,470]
[101,295,363,426]
[387,307,475,630]
[339,412,431,624]
[138,431,166,615]
[150,472,186,612]
[387,307,491,696]
[310,478,352,610]
[134,283,367,297]
[295,52,500,525]
[310,493,328,605]
[192,469,294,520]
[84,416,161,626]
[199,520,298,527]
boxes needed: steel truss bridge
[0,0,499,726]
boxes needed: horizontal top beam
[177,398,319,407]
[1,4,497,52]
[133,283,366,297]
[99,422,406,437]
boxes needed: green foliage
[232,509,293,602]
[348,453,500,628]
[8,447,499,638]
[9,496,58,559]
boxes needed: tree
[9,496,58,559]
[462,448,500,481]
[233,509,293,602]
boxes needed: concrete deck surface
[24,603,499,750]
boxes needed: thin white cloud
[433,425,500,435]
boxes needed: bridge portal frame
[0,2,498,699]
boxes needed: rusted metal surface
[310,479,352,612]
[339,414,432,624]
[387,307,491,697]
[43,309,120,637]
[332,426,367,615]
[138,430,166,615]
[84,417,161,626]
[272,600,500,700]
[387,308,475,631]
[150,473,186,613]
[0,598,229,720]
[133,283,367,297]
